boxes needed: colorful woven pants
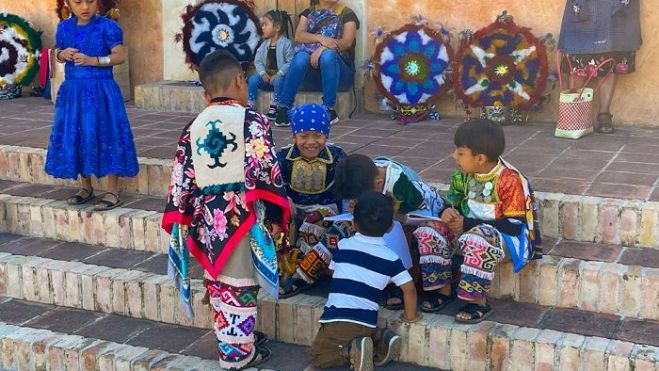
[297,221,354,283]
[414,221,455,291]
[206,279,259,370]
[456,224,505,301]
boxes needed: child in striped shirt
[310,192,421,371]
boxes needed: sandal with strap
[239,346,271,370]
[421,290,453,313]
[455,302,492,324]
[279,277,311,299]
[67,188,94,205]
[596,112,615,134]
[384,284,405,310]
[93,192,123,211]
[255,331,268,347]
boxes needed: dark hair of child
[263,10,294,39]
[454,119,506,163]
[198,50,242,94]
[334,154,378,200]
[353,192,394,237]
[310,0,320,6]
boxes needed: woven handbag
[555,52,614,139]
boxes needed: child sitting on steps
[248,9,294,121]
[423,118,542,323]
[275,103,346,298]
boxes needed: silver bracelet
[98,56,111,66]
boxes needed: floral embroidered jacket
[277,143,346,207]
[162,98,290,278]
[447,159,542,272]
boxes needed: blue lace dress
[45,16,138,180]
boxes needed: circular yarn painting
[374,24,452,108]
[179,0,261,69]
[454,19,548,111]
[0,13,42,93]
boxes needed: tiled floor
[2,97,659,201]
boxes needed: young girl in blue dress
[46,0,138,211]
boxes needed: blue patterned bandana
[289,103,330,136]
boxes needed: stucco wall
[364,0,658,127]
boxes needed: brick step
[0,232,658,327]
[0,297,430,371]
[134,81,356,119]
[0,297,434,371]
[0,253,659,370]
[1,143,657,248]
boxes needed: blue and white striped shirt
[320,233,412,328]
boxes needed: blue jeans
[247,73,284,106]
[279,49,354,109]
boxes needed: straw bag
[555,52,614,139]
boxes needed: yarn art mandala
[0,13,42,95]
[179,0,261,69]
[374,24,452,107]
[454,19,548,111]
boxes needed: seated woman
[274,0,359,127]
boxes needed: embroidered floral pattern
[162,107,288,277]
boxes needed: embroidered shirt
[447,159,542,271]
[277,143,346,207]
[320,233,412,328]
[162,98,290,278]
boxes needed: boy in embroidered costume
[161,50,290,369]
[310,192,421,370]
[421,118,542,323]
[275,103,346,297]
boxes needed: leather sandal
[67,188,94,205]
[93,192,122,211]
[596,112,615,134]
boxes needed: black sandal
[384,285,405,310]
[255,331,268,346]
[455,302,492,324]
[67,188,94,205]
[279,277,311,299]
[93,192,122,211]
[420,291,453,313]
[240,346,271,370]
[596,112,615,134]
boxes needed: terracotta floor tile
[542,308,621,338]
[487,299,550,328]
[548,241,623,262]
[617,248,659,269]
[617,319,659,347]
[126,323,209,353]
[594,171,658,186]
[26,307,104,333]
[76,314,154,343]
[585,183,651,200]
[0,299,53,325]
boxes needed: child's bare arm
[399,281,421,323]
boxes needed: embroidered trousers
[205,237,259,370]
[296,220,353,283]
[415,222,506,300]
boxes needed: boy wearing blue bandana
[275,103,346,297]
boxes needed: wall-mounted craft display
[176,0,262,71]
[370,21,453,125]
[453,12,551,123]
[0,13,42,100]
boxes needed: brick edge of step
[1,249,659,370]
[2,145,659,248]
[0,321,221,371]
